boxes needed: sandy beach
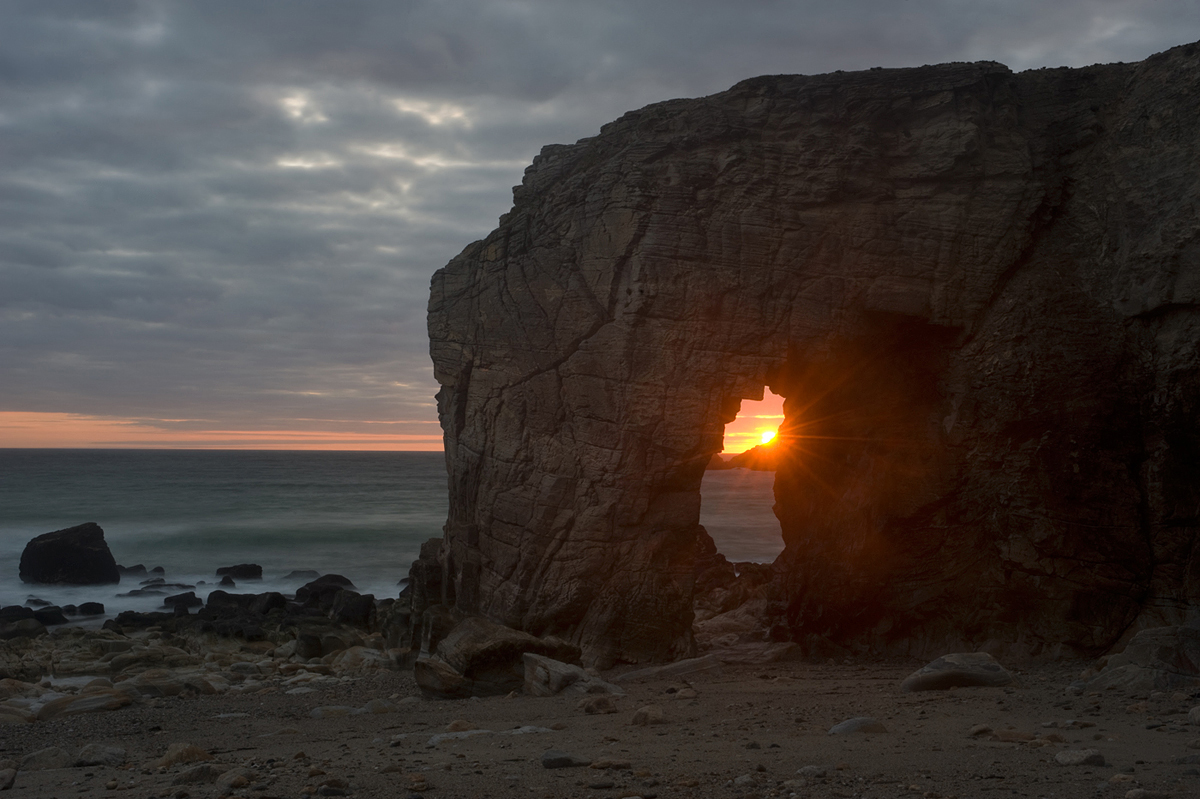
[3,624,1198,799]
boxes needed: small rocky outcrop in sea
[215,564,262,580]
[19,522,120,585]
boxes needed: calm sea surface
[0,449,782,618]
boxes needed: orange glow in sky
[722,389,785,453]
[0,412,443,451]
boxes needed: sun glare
[722,389,785,453]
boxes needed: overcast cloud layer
[2,0,1198,447]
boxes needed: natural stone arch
[425,45,1200,665]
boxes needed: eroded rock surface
[426,44,1200,665]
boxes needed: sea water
[0,449,782,619]
[0,450,446,615]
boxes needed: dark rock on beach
[284,569,321,582]
[117,564,147,577]
[297,575,357,610]
[163,592,202,610]
[31,606,69,626]
[19,522,120,585]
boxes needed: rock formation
[19,523,120,585]
[425,42,1200,666]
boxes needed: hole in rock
[699,389,785,565]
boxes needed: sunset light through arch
[721,389,785,453]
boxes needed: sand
[3,652,1198,798]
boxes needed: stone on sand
[1054,748,1105,766]
[21,747,74,771]
[900,652,1014,692]
[632,705,666,725]
[523,653,623,697]
[828,717,887,734]
[542,750,591,769]
[156,743,213,768]
[75,744,126,767]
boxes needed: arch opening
[699,388,786,565]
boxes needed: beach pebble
[589,759,632,770]
[900,652,1015,692]
[20,746,73,771]
[156,743,214,768]
[1189,706,1200,724]
[542,750,591,769]
[363,698,399,714]
[796,765,828,777]
[1124,791,1170,799]
[828,717,887,735]
[578,695,618,715]
[1054,748,1105,766]
[75,744,126,767]
[310,705,358,718]
[217,767,255,789]
[0,768,13,791]
[632,705,666,725]
[446,719,478,732]
[172,764,222,784]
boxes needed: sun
[760,429,777,445]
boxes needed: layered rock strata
[426,43,1200,665]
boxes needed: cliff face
[426,43,1200,666]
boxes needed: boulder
[522,653,623,697]
[19,522,119,585]
[414,656,471,699]
[31,606,68,626]
[77,601,105,616]
[36,689,133,720]
[117,564,147,577]
[296,574,356,608]
[415,616,581,698]
[283,569,320,582]
[0,618,46,640]
[248,591,287,615]
[21,747,74,770]
[163,591,202,610]
[330,590,375,627]
[0,606,33,624]
[75,744,126,767]
[215,564,262,580]
[1085,626,1200,692]
[422,45,1200,663]
[900,652,1016,692]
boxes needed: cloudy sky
[2,1,1198,449]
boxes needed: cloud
[1,1,1197,446]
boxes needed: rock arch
[425,44,1200,665]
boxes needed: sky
[1,1,1198,450]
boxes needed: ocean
[0,449,782,619]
